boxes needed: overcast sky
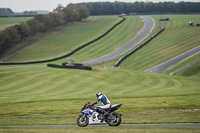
[0,0,200,12]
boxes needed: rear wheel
[77,115,89,127]
[107,112,122,126]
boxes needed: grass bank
[1,126,200,133]
[67,16,144,63]
[0,66,199,125]
[120,15,200,72]
[4,16,121,62]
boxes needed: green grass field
[0,66,199,125]
[0,15,200,132]
[0,17,32,31]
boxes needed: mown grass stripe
[0,71,54,94]
[0,71,49,92]
[19,72,70,95]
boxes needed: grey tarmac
[2,123,200,128]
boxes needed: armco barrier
[47,63,92,71]
[0,17,125,65]
[170,59,200,76]
[114,27,165,67]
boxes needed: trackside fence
[170,59,200,76]
[47,63,92,71]
[114,27,165,67]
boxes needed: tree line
[0,5,90,56]
[69,1,200,15]
[0,8,14,16]
[0,8,37,17]
[1,8,51,17]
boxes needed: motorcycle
[77,102,123,127]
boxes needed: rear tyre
[77,115,89,127]
[107,112,122,126]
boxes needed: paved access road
[83,16,155,66]
[145,46,200,74]
[3,123,200,128]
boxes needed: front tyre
[77,115,89,127]
[107,112,122,126]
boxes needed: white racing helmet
[96,91,102,98]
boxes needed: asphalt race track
[83,16,155,66]
[2,123,200,128]
[145,46,200,74]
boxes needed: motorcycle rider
[92,91,111,116]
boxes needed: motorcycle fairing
[82,109,91,116]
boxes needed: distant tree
[34,14,50,31]
[50,12,65,26]
[0,31,8,54]
[74,5,90,21]
[45,13,57,28]
[0,8,14,16]
[15,22,32,41]
[71,1,200,15]
[23,11,37,16]
[62,7,78,23]
[7,26,21,45]
[54,4,64,12]
[0,26,21,54]
[27,19,44,34]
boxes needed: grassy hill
[120,15,200,72]
[3,16,143,64]
[3,16,122,62]
[0,15,200,129]
[67,16,143,63]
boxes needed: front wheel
[77,115,89,127]
[107,112,122,126]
